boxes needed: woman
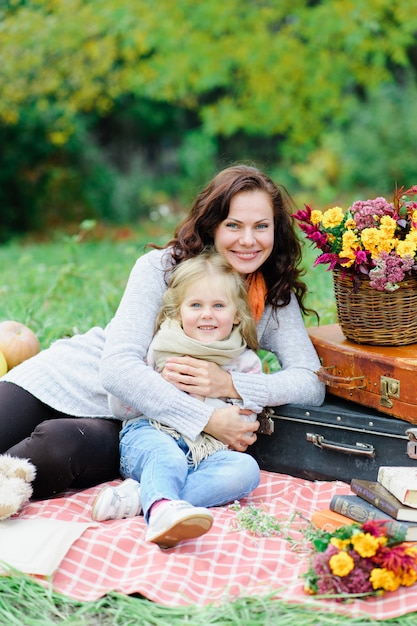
[0,164,325,506]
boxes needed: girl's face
[179,276,239,343]
[214,190,274,275]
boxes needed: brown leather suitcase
[308,324,417,424]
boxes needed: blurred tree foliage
[0,0,416,238]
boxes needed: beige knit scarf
[150,318,247,369]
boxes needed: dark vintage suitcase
[250,397,417,483]
[307,324,417,424]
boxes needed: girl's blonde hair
[156,249,258,351]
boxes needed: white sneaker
[145,500,213,549]
[91,478,141,521]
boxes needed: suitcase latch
[406,428,417,459]
[380,376,400,409]
[257,407,274,435]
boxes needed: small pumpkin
[0,321,40,369]
[0,350,7,376]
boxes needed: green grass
[300,242,338,328]
[0,222,173,347]
[1,566,416,626]
[0,567,415,626]
[2,223,414,625]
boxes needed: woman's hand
[204,405,259,451]
[162,355,239,399]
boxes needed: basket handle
[316,366,366,390]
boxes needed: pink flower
[354,250,368,265]
[312,546,374,598]
[308,230,330,249]
[351,198,395,230]
[314,252,341,270]
[369,252,416,291]
[292,205,312,222]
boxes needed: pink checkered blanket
[11,471,417,619]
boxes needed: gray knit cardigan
[3,248,325,441]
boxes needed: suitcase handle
[316,366,366,390]
[306,432,375,457]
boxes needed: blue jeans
[119,419,260,520]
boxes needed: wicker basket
[332,269,417,346]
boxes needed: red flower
[372,544,417,576]
[361,520,388,537]
[314,252,341,270]
[292,206,312,222]
[353,250,368,265]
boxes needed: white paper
[0,517,92,576]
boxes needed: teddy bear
[0,454,36,521]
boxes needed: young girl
[92,251,262,549]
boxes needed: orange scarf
[245,272,267,323]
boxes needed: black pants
[0,381,121,499]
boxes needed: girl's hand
[203,405,259,451]
[162,355,239,399]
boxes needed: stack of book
[312,466,417,540]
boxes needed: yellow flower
[345,218,356,230]
[406,230,417,242]
[401,547,417,586]
[406,546,417,558]
[330,537,350,550]
[358,217,396,256]
[370,568,401,592]
[378,236,397,254]
[396,240,417,258]
[310,210,323,225]
[351,532,381,558]
[304,583,316,595]
[401,568,417,587]
[360,228,381,258]
[341,230,358,247]
[339,230,359,267]
[329,551,355,577]
[379,215,397,238]
[322,206,344,229]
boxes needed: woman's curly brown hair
[161,164,312,316]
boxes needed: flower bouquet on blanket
[304,519,417,600]
[0,454,36,520]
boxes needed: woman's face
[214,190,274,275]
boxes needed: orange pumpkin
[0,350,7,376]
[0,321,40,369]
